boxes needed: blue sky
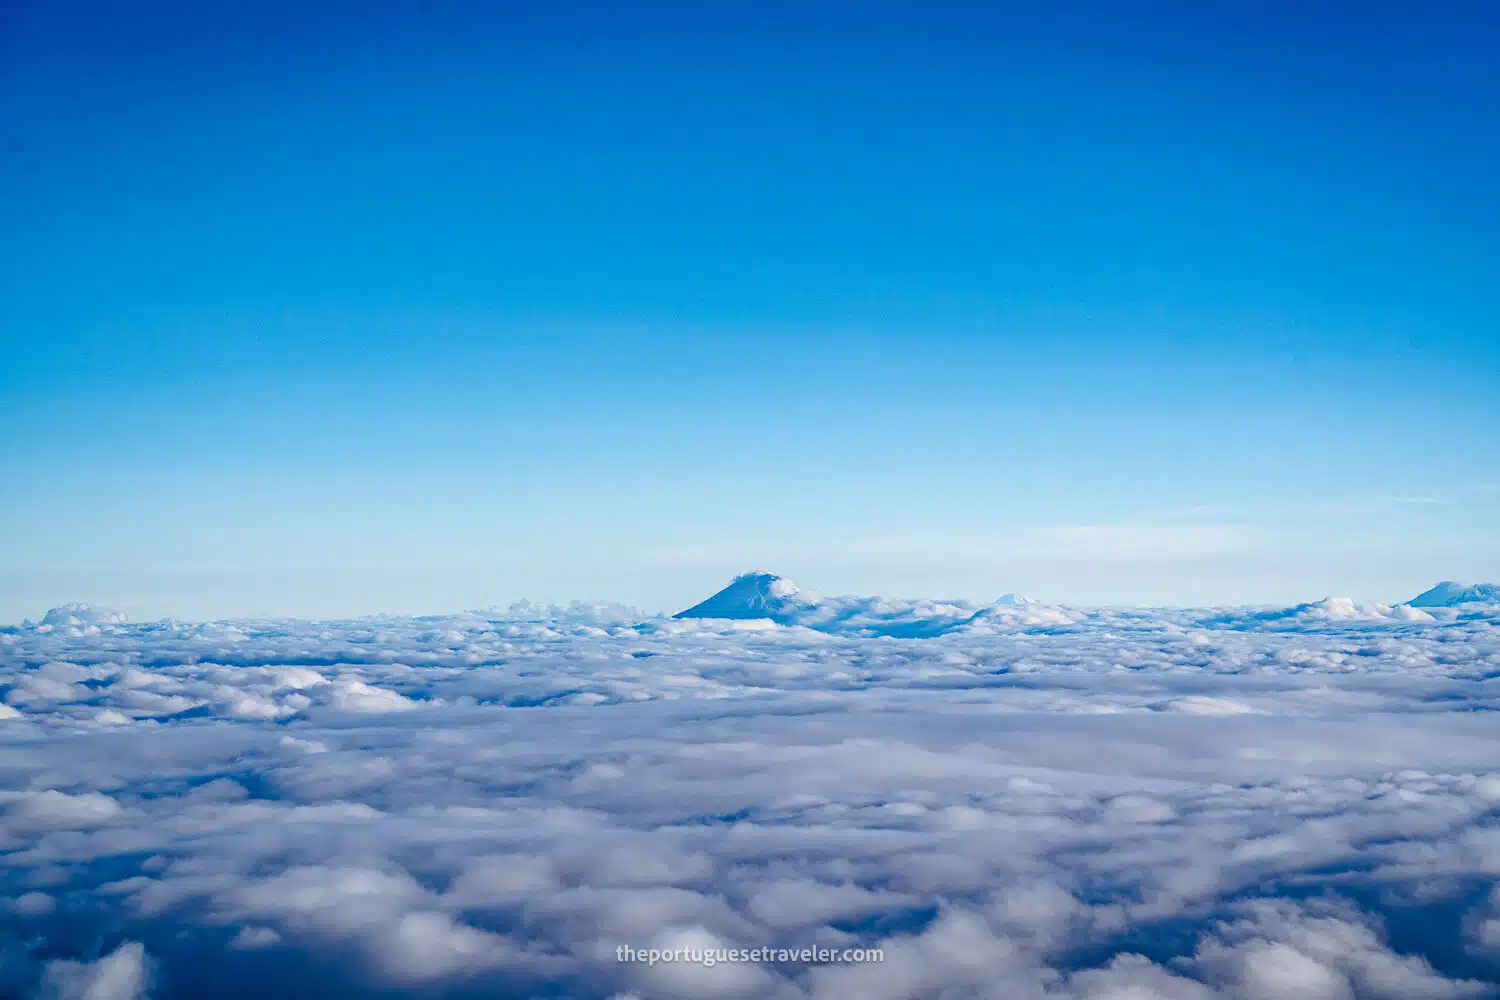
[3,0,1497,619]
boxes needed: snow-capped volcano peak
[673,571,807,620]
[1407,581,1500,607]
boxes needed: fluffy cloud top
[2,578,1499,997]
[37,942,150,1000]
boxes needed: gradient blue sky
[3,0,1498,619]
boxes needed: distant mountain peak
[1407,581,1500,607]
[674,571,807,620]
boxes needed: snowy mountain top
[672,570,815,621]
[1407,581,1500,608]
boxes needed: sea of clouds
[3,581,1500,999]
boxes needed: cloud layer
[2,588,1500,998]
